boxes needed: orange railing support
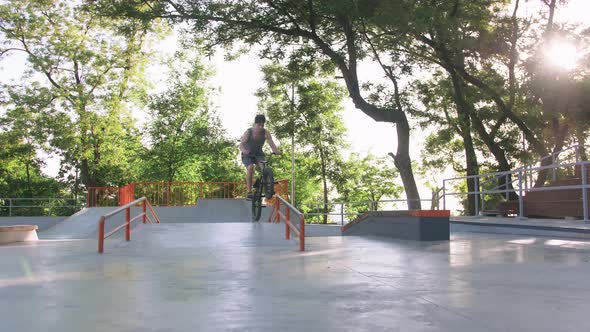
[125,207,130,241]
[273,195,305,252]
[98,217,105,253]
[299,215,305,252]
[97,197,160,254]
[142,200,146,224]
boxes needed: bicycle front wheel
[251,186,263,221]
[264,166,275,199]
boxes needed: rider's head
[254,114,266,126]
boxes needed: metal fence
[441,160,589,223]
[0,197,86,217]
[88,180,290,207]
[303,198,436,225]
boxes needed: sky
[204,50,397,157]
[1,0,588,203]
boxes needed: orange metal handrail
[269,195,305,251]
[98,197,160,253]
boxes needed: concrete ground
[2,221,590,332]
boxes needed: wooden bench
[0,225,39,245]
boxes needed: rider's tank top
[245,128,266,155]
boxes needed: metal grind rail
[269,195,305,251]
[98,197,161,253]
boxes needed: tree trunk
[346,105,421,210]
[576,127,588,161]
[448,70,479,215]
[309,26,421,210]
[25,159,32,198]
[74,167,80,201]
[387,112,421,209]
[318,141,329,224]
[80,159,90,188]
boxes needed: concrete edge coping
[0,225,39,232]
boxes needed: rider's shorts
[241,154,266,167]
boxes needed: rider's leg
[257,161,265,170]
[246,164,254,192]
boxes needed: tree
[0,104,65,215]
[95,0,423,209]
[271,149,323,219]
[0,0,157,190]
[257,61,347,223]
[141,51,242,183]
[334,154,403,218]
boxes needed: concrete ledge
[0,217,65,232]
[0,225,39,244]
[342,211,450,241]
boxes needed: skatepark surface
[1,199,590,331]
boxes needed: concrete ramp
[40,199,271,239]
[185,199,272,223]
[41,207,139,240]
[144,200,252,223]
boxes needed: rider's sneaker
[246,191,255,201]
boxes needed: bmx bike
[250,154,276,221]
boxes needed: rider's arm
[266,130,280,154]
[239,130,250,155]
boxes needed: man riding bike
[239,114,280,200]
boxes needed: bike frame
[251,155,275,221]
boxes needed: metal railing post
[9,198,12,217]
[505,174,509,200]
[481,183,486,213]
[552,155,557,181]
[166,182,170,206]
[98,217,105,254]
[474,176,479,216]
[442,180,446,210]
[340,203,344,225]
[582,163,588,224]
[142,200,147,224]
[518,170,525,219]
[299,215,305,252]
[286,207,290,240]
[125,207,131,241]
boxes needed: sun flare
[544,40,579,71]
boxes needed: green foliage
[333,154,403,217]
[0,0,159,190]
[257,61,348,223]
[140,51,242,182]
[0,107,71,215]
[270,149,323,213]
